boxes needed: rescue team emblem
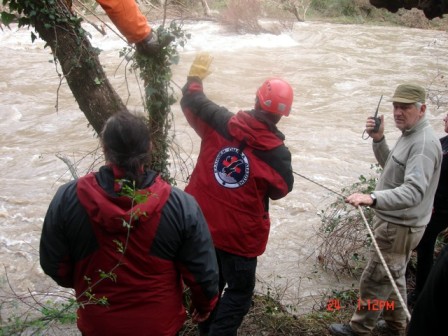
[213,147,249,188]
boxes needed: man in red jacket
[40,111,219,336]
[181,54,294,335]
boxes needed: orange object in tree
[96,0,151,43]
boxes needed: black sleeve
[254,144,294,199]
[39,182,77,288]
[152,188,219,312]
[39,181,98,288]
[180,78,234,140]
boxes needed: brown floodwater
[1,19,447,329]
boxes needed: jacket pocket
[391,155,406,185]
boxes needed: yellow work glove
[188,52,213,80]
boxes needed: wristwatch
[370,193,377,207]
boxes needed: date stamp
[326,298,343,311]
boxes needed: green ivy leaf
[94,77,102,85]
[0,11,16,26]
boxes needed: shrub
[218,0,263,34]
[317,165,381,278]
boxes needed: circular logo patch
[213,147,249,188]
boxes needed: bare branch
[56,153,79,179]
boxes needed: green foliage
[40,299,78,324]
[340,163,381,197]
[82,292,109,307]
[113,239,125,254]
[98,269,118,283]
[125,22,190,184]
[327,287,358,308]
[2,0,83,34]
[317,165,381,277]
[310,0,371,18]
[436,233,448,249]
[0,10,15,25]
[119,179,152,204]
[0,298,77,336]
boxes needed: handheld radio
[372,95,383,133]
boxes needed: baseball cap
[390,84,426,104]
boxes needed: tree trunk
[8,0,179,181]
[34,0,127,135]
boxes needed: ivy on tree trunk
[2,0,188,182]
[6,0,125,133]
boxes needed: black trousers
[199,249,257,336]
[414,210,448,294]
[407,243,448,336]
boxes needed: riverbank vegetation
[100,0,448,31]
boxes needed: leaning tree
[1,0,190,182]
[3,0,127,133]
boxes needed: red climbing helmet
[255,78,294,116]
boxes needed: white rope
[293,170,412,320]
[357,206,411,320]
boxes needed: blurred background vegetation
[69,0,448,31]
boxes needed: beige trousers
[350,218,425,335]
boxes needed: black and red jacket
[180,79,294,258]
[40,165,219,336]
[434,135,448,212]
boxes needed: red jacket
[181,79,294,257]
[40,165,218,335]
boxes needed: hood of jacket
[227,110,285,151]
[77,165,170,234]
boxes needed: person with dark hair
[180,54,294,335]
[329,84,442,336]
[407,112,448,306]
[40,111,219,336]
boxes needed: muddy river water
[1,18,447,324]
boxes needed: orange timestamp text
[357,299,395,311]
[326,298,395,312]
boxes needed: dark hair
[253,107,282,125]
[101,111,151,186]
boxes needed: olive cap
[390,84,426,103]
